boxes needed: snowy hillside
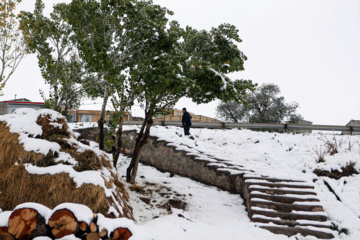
[113,125,360,240]
[1,112,359,240]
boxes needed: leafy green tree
[217,83,302,123]
[57,0,161,151]
[0,0,27,95]
[126,21,255,183]
[19,0,90,118]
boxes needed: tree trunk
[8,208,49,240]
[113,112,124,169]
[54,84,60,112]
[48,209,87,239]
[98,84,110,150]
[126,114,153,184]
[111,228,132,240]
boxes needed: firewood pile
[0,203,133,240]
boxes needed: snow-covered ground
[116,155,299,240]
[1,113,360,239]
[115,125,360,240]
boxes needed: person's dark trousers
[184,125,191,135]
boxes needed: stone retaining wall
[72,127,248,194]
[121,130,247,195]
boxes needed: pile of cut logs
[0,203,133,240]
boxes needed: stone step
[257,225,335,239]
[244,176,308,183]
[245,180,315,189]
[248,186,317,196]
[250,199,324,213]
[252,215,331,229]
[250,192,320,204]
[251,207,328,222]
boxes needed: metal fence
[123,121,360,135]
[154,115,221,123]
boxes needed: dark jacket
[182,111,192,126]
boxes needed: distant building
[67,109,132,123]
[343,120,360,135]
[285,119,313,133]
[132,116,145,122]
[0,98,45,115]
[154,108,221,123]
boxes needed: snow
[96,213,137,237]
[209,67,227,90]
[14,202,52,219]
[116,125,360,239]
[0,109,120,203]
[0,108,65,155]
[0,211,11,227]
[115,154,298,240]
[25,164,112,197]
[1,110,360,239]
[49,203,93,224]
[54,235,81,240]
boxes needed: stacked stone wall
[121,130,245,194]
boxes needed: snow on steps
[244,176,336,239]
[120,130,338,238]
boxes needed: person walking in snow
[182,107,192,136]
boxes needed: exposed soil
[314,162,358,180]
[128,180,188,222]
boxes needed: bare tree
[0,0,27,95]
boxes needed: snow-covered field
[1,113,360,240]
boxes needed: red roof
[4,101,44,105]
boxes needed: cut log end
[86,232,101,240]
[8,208,39,240]
[48,209,78,239]
[89,222,97,233]
[99,228,107,238]
[0,232,15,240]
[79,222,88,232]
[0,227,9,234]
[112,228,132,240]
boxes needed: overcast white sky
[2,0,360,125]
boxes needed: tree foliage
[0,0,27,95]
[21,0,255,184]
[125,14,255,183]
[19,0,91,117]
[57,0,163,150]
[217,83,303,123]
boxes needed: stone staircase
[243,176,335,239]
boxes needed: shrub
[313,146,326,163]
[330,222,350,236]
